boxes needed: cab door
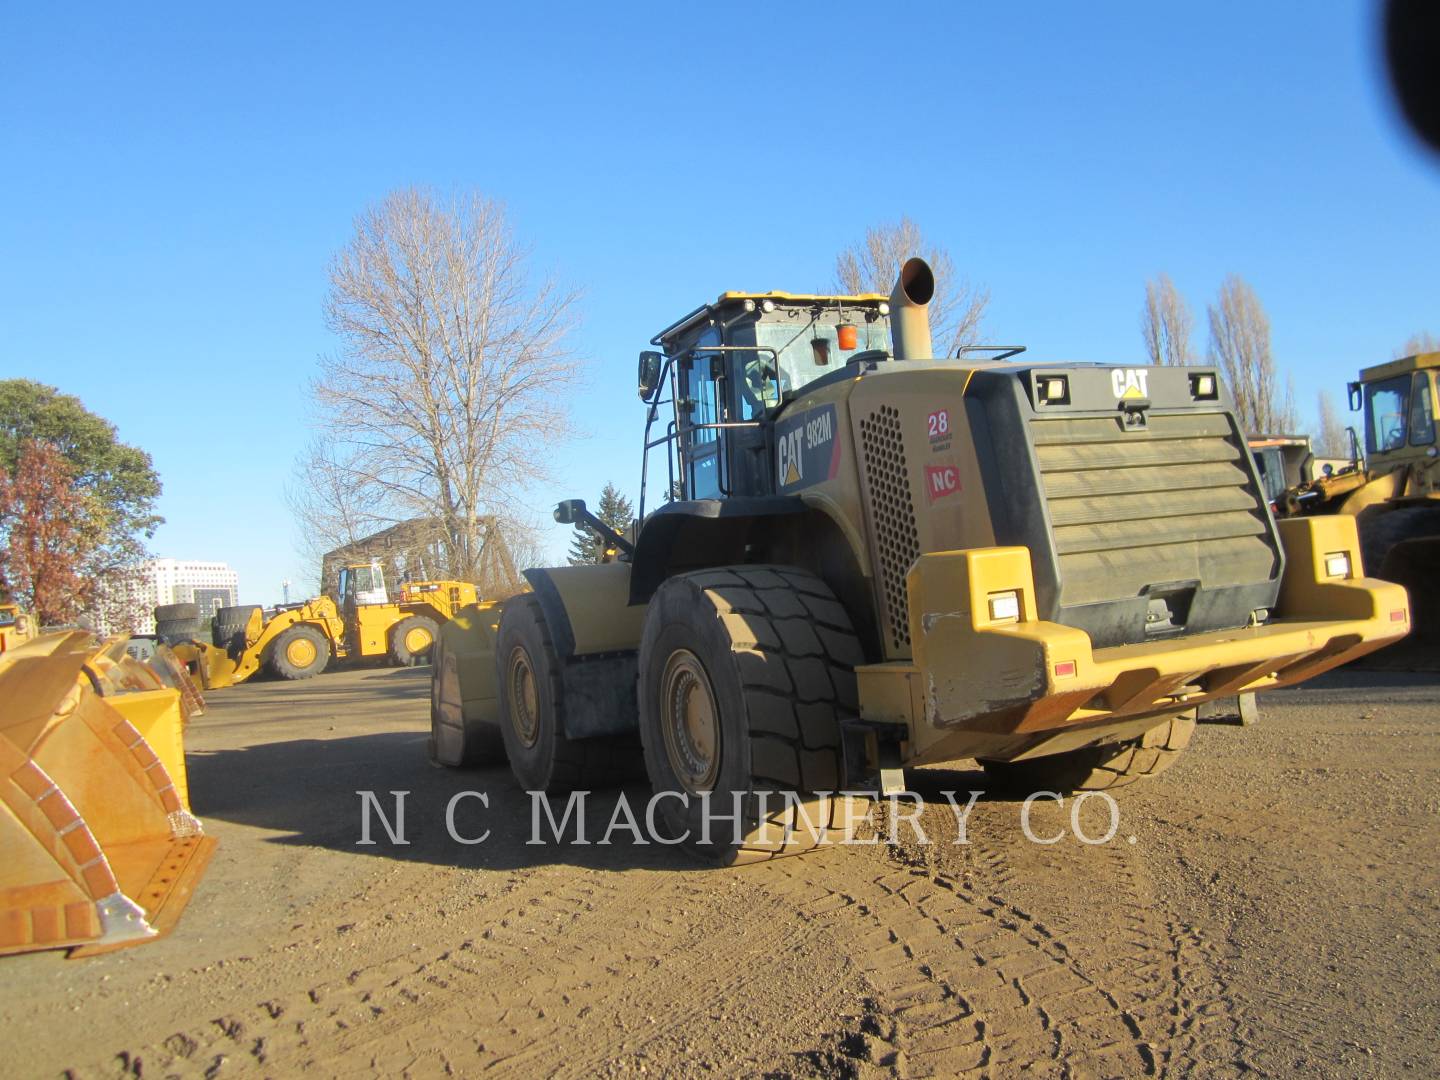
[678,344,724,499]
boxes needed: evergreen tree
[567,483,634,565]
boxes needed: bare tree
[1395,331,1439,358]
[833,216,989,355]
[1140,273,1195,366]
[298,188,582,582]
[1206,275,1297,434]
[288,436,391,577]
[1315,390,1349,457]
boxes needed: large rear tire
[980,713,1195,793]
[389,615,439,666]
[267,624,331,680]
[637,565,866,864]
[495,594,633,792]
[429,636,506,767]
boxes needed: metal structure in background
[319,516,518,600]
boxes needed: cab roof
[713,290,888,304]
[1359,351,1440,381]
[652,291,889,349]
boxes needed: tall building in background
[94,559,240,635]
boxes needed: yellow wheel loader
[431,259,1409,863]
[172,562,478,690]
[1280,351,1439,665]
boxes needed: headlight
[1323,552,1352,579]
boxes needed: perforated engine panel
[860,405,921,649]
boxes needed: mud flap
[841,720,908,796]
[1197,692,1260,726]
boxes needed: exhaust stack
[889,256,935,361]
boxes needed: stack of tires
[152,604,208,645]
[211,605,263,653]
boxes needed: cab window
[751,317,890,417]
[1409,372,1435,446]
[1364,375,1410,453]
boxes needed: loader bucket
[0,632,216,957]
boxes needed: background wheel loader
[431,259,1409,863]
[170,562,478,690]
[1279,351,1439,667]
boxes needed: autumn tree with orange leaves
[0,440,92,624]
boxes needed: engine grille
[860,405,920,649]
[1031,412,1277,609]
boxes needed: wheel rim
[660,649,721,793]
[506,646,540,748]
[404,625,432,653]
[286,636,317,668]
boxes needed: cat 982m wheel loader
[432,258,1410,863]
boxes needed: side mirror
[554,498,587,525]
[638,351,663,401]
[1347,381,1362,411]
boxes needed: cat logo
[1110,368,1150,399]
[775,404,839,493]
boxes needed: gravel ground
[2,665,1436,1078]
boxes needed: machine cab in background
[1351,353,1439,464]
[337,562,390,608]
[640,292,894,509]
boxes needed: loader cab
[641,292,892,508]
[1352,354,1439,465]
[338,562,390,609]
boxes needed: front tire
[268,624,331,680]
[980,713,1195,793]
[637,565,866,864]
[390,615,439,666]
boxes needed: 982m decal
[776,404,841,493]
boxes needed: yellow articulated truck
[430,259,1409,863]
[1280,351,1438,663]
[173,562,477,689]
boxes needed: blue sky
[2,2,1436,604]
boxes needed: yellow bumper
[861,517,1410,752]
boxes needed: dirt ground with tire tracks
[2,665,1437,1078]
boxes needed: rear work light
[1189,372,1218,400]
[987,590,1021,623]
[1036,375,1070,405]
[1323,552,1352,579]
